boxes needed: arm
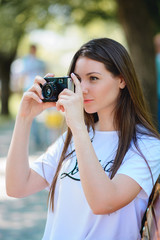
[6,75,55,198]
[72,128,141,214]
[57,73,141,214]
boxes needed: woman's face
[74,57,125,116]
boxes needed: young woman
[6,38,160,240]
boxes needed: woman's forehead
[75,57,106,72]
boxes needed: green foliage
[58,0,118,25]
[0,0,118,57]
[0,0,57,56]
[0,0,160,58]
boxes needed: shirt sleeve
[30,133,67,190]
[117,136,160,199]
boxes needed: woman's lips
[84,99,94,103]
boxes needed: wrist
[71,123,88,136]
[16,112,33,128]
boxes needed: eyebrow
[74,72,102,77]
[86,72,102,76]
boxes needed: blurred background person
[22,44,47,150]
[10,44,64,153]
[11,44,46,94]
[21,44,46,92]
[12,44,47,150]
[154,33,160,132]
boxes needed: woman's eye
[90,76,98,81]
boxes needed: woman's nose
[81,81,88,94]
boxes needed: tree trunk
[116,0,157,125]
[0,54,15,115]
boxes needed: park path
[0,119,56,240]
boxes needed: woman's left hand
[56,73,85,133]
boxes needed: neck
[95,111,116,132]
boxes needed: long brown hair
[48,38,159,211]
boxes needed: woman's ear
[119,76,126,89]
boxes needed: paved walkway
[0,156,48,240]
[0,119,59,240]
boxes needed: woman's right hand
[18,75,56,122]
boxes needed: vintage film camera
[41,77,74,102]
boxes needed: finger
[56,100,65,112]
[24,91,56,108]
[23,91,42,104]
[58,95,70,101]
[44,73,55,78]
[71,73,82,96]
[59,88,73,98]
[34,75,46,85]
[42,102,56,110]
[32,83,44,99]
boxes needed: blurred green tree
[0,0,59,115]
[116,0,160,125]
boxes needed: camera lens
[42,84,53,99]
[45,86,52,97]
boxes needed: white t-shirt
[31,127,160,240]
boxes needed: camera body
[41,77,74,102]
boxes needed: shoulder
[121,124,160,173]
[134,125,160,152]
[117,127,160,198]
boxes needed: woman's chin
[84,108,96,114]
